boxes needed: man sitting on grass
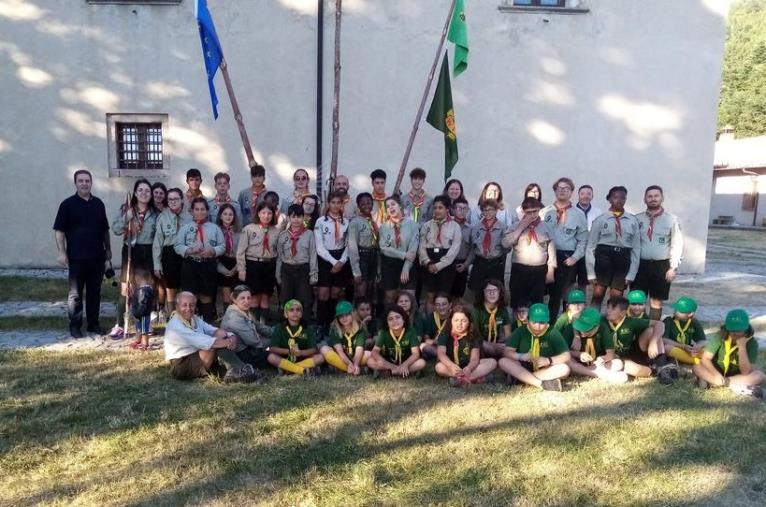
[498,303,571,391]
[164,292,257,383]
[693,309,764,398]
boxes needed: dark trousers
[548,250,576,322]
[280,263,313,314]
[68,258,104,330]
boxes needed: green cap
[673,296,697,314]
[528,303,550,324]
[627,290,647,305]
[573,308,602,332]
[335,300,354,318]
[283,299,302,313]
[724,309,749,332]
[566,289,587,304]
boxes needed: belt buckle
[433,248,441,254]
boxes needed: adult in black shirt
[53,170,111,337]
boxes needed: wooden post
[393,0,457,196]
[219,58,257,168]
[330,0,342,184]
[316,0,325,198]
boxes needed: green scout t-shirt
[473,305,511,343]
[422,312,449,342]
[704,332,759,376]
[562,322,615,358]
[270,323,316,352]
[511,318,527,332]
[603,316,650,356]
[327,326,367,357]
[662,317,705,345]
[552,312,575,334]
[437,333,482,368]
[506,326,568,357]
[375,327,419,364]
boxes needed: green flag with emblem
[448,0,469,76]
[426,51,458,180]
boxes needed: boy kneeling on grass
[662,296,706,366]
[693,309,764,399]
[368,305,426,378]
[267,299,325,376]
[564,307,628,384]
[603,296,677,384]
[320,301,370,375]
[435,306,497,387]
[498,303,571,392]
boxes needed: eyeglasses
[484,288,499,294]
[295,177,308,182]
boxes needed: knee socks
[278,358,306,375]
[667,347,700,365]
[324,350,349,372]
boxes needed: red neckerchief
[214,194,232,205]
[527,217,541,245]
[260,223,271,255]
[195,219,206,244]
[481,218,496,256]
[408,190,426,222]
[453,217,466,226]
[555,202,572,224]
[221,225,234,256]
[289,224,305,256]
[359,211,378,243]
[328,213,343,243]
[251,184,266,207]
[434,215,451,246]
[372,191,388,224]
[451,332,467,364]
[646,207,664,241]
[610,207,624,238]
[135,209,146,235]
[388,215,402,248]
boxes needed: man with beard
[333,174,357,219]
[633,186,684,320]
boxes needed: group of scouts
[111,164,764,397]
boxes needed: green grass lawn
[1,350,765,507]
[0,276,120,303]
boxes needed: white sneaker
[595,362,629,384]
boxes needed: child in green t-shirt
[692,309,764,398]
[368,306,426,378]
[320,300,370,375]
[421,292,452,360]
[473,279,512,358]
[564,307,628,384]
[662,296,706,365]
[267,300,325,375]
[552,288,587,334]
[498,303,571,391]
[435,306,497,387]
[626,289,649,320]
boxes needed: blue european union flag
[196,0,224,119]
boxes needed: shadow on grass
[2,349,765,507]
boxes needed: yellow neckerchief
[343,329,357,356]
[633,312,646,319]
[527,327,546,371]
[515,319,525,329]
[673,318,692,345]
[433,312,447,337]
[722,334,752,375]
[484,304,498,343]
[286,324,303,361]
[608,315,628,347]
[390,327,406,364]
[171,311,195,330]
[451,332,467,364]
[578,331,597,359]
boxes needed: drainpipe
[316,0,324,198]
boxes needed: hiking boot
[86,324,106,336]
[372,369,391,380]
[69,326,83,339]
[541,379,563,392]
[730,384,764,399]
[656,363,677,386]
[695,377,709,390]
[506,373,519,387]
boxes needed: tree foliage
[719,0,766,137]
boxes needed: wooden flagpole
[329,0,343,185]
[219,58,257,168]
[393,0,457,196]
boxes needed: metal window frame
[107,113,170,178]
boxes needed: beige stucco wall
[0,0,729,271]
[710,175,766,226]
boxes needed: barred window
[116,122,163,170]
[513,0,565,6]
[107,113,169,177]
